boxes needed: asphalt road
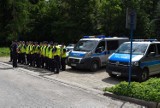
[0,62,144,108]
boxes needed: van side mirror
[95,47,102,53]
[148,52,156,57]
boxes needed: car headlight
[132,61,139,66]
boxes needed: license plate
[71,63,76,66]
[112,71,121,75]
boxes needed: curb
[104,92,159,108]
[0,62,103,96]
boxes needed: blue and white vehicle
[67,36,129,71]
[106,39,160,82]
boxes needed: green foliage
[0,47,10,57]
[0,0,160,44]
[104,78,160,102]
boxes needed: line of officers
[10,41,67,74]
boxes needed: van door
[156,44,160,74]
[145,44,158,75]
[94,40,106,66]
[106,40,119,55]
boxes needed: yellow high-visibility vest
[30,45,34,54]
[61,48,67,58]
[21,45,26,53]
[35,45,40,54]
[26,45,30,54]
[55,45,61,56]
[48,47,53,59]
[42,46,46,56]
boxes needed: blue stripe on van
[92,51,108,57]
[69,52,85,58]
[140,60,160,67]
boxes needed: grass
[104,78,160,102]
[0,47,10,57]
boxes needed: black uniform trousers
[13,53,17,67]
[54,55,60,73]
[21,53,25,64]
[18,53,21,63]
[41,56,45,68]
[61,57,66,71]
[26,54,29,65]
[35,53,40,67]
[48,58,54,72]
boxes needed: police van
[106,39,160,82]
[67,35,129,71]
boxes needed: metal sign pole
[129,10,135,86]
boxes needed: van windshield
[74,40,98,52]
[115,43,149,55]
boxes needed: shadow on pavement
[0,67,13,70]
[65,66,106,74]
[39,73,54,77]
[102,77,127,85]
[4,62,51,75]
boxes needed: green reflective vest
[49,47,53,59]
[55,45,61,56]
[21,45,26,53]
[45,46,50,58]
[30,45,34,54]
[61,48,67,58]
[35,45,40,54]
[42,46,46,56]
[26,45,30,54]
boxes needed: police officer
[17,41,22,63]
[9,41,13,62]
[53,43,61,74]
[29,41,34,66]
[35,42,40,67]
[21,41,26,64]
[26,41,30,65]
[48,43,54,71]
[39,42,44,68]
[12,40,18,68]
[45,42,50,69]
[61,44,67,71]
[41,41,47,68]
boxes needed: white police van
[67,35,129,71]
[106,39,160,82]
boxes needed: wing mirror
[148,52,156,57]
[95,47,103,53]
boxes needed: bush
[0,47,10,57]
[104,78,160,102]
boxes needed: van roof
[125,41,160,44]
[80,37,129,41]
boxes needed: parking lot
[0,57,124,91]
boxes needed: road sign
[126,8,137,30]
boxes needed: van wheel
[71,66,76,69]
[108,73,117,78]
[138,69,149,82]
[90,61,99,72]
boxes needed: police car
[106,39,160,82]
[66,44,75,57]
[67,35,129,71]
